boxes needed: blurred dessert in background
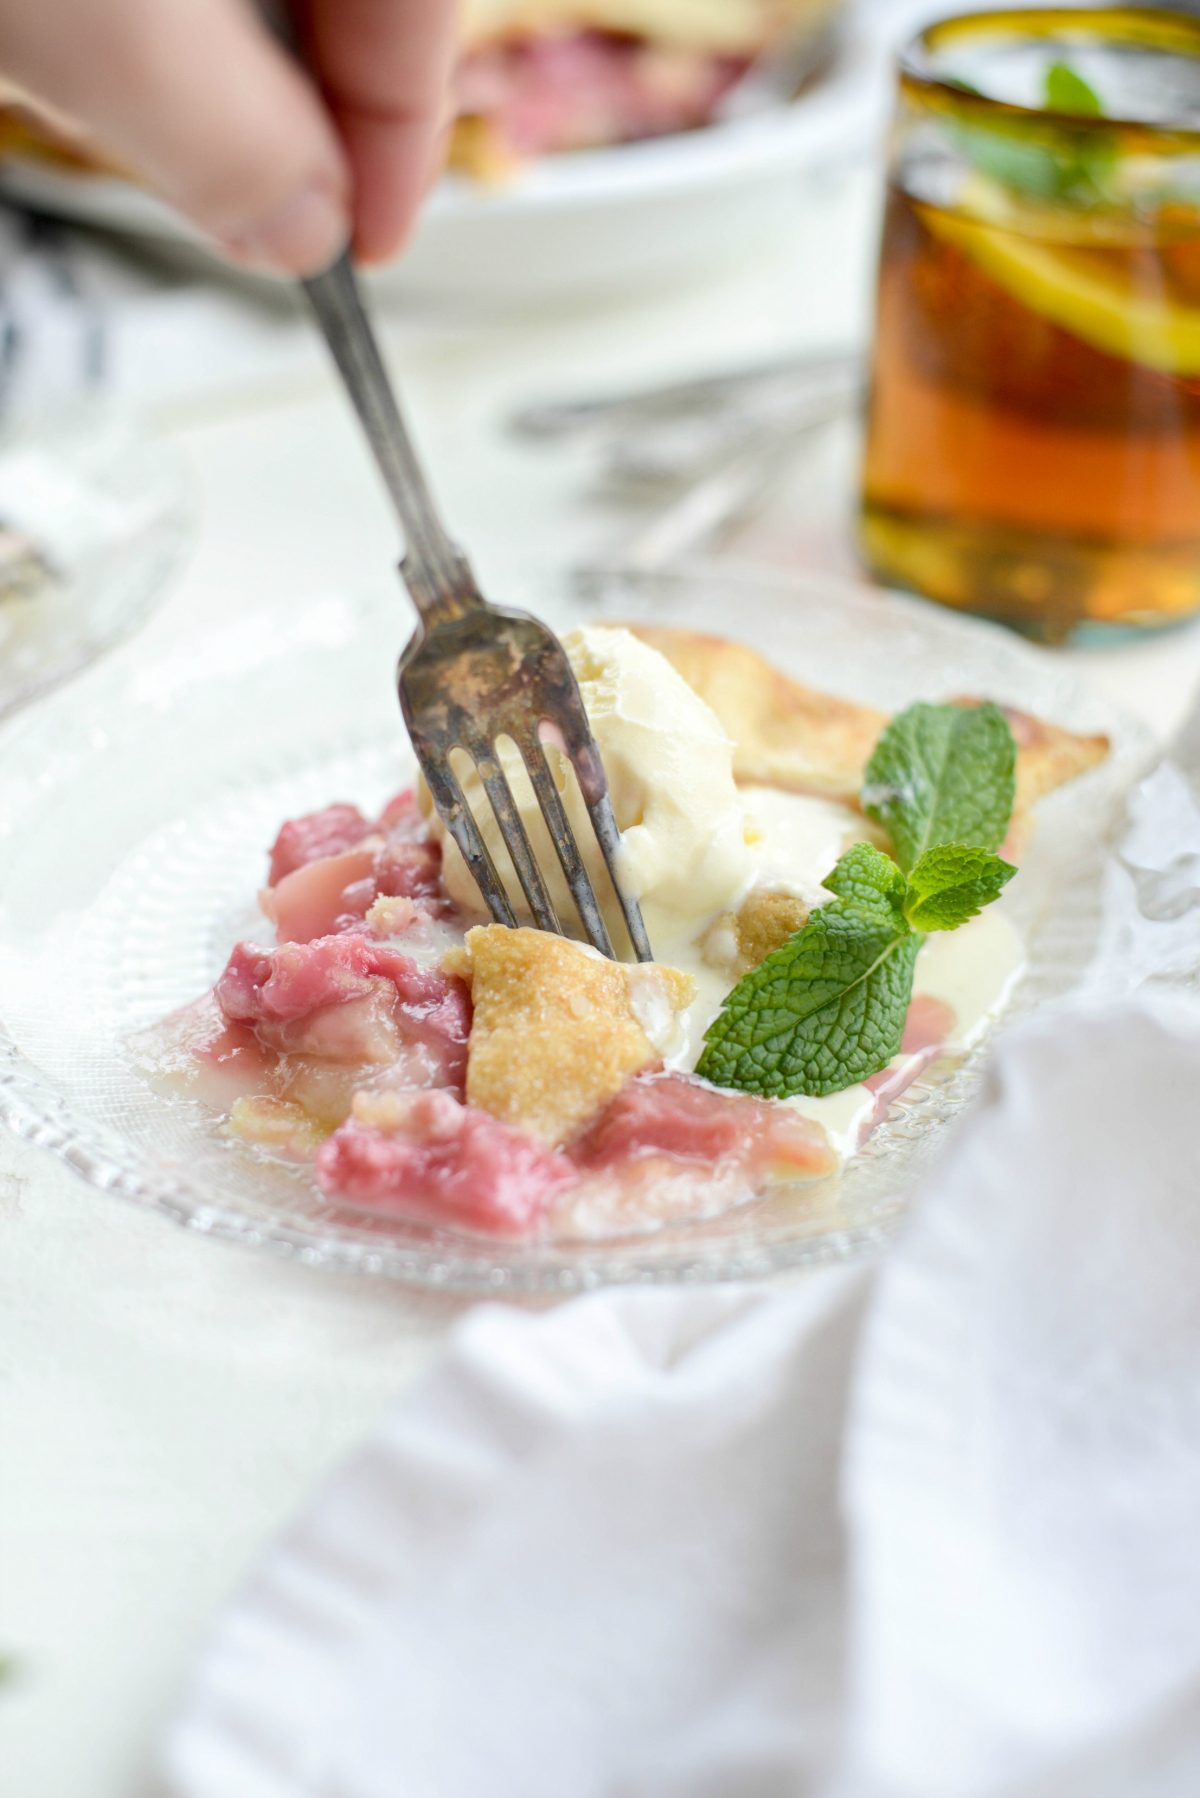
[0,2,843,191]
[452,0,842,177]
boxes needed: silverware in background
[510,348,864,566]
[510,349,862,484]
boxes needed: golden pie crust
[627,624,1109,843]
[447,925,694,1146]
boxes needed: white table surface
[4,166,1200,1798]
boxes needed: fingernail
[221,180,348,274]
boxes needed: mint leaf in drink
[1044,60,1104,118]
[945,60,1114,205]
[695,846,920,1100]
[952,121,1076,201]
[904,844,1016,932]
[863,701,1016,873]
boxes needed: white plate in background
[0,22,886,306]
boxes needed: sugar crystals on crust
[447,925,695,1147]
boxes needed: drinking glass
[860,7,1200,642]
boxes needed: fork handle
[303,252,477,626]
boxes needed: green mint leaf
[952,121,1076,200]
[1044,60,1104,118]
[696,703,1023,1103]
[863,701,1017,874]
[904,844,1016,932]
[696,846,920,1099]
[821,840,907,910]
[946,62,1114,205]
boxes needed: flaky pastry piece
[627,625,1109,839]
[999,703,1110,816]
[446,926,694,1147]
[629,623,887,798]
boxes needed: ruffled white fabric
[162,993,1200,1798]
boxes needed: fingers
[0,0,462,271]
[300,0,461,264]
[0,0,351,272]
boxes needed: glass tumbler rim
[899,6,1200,152]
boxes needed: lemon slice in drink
[924,178,1200,376]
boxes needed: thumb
[0,0,350,273]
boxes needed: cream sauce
[644,784,1026,1166]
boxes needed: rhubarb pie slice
[138,618,1109,1242]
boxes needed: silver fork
[302,253,652,964]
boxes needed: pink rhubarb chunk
[262,845,379,945]
[215,934,471,1091]
[268,802,372,886]
[573,1072,836,1180]
[316,1090,575,1234]
[262,793,445,943]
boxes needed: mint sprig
[695,702,1018,1101]
[862,700,1016,872]
[945,58,1114,207]
[696,845,921,1100]
[905,844,1015,932]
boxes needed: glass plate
[0,566,1147,1291]
[0,407,192,725]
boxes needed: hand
[0,0,461,272]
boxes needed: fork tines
[399,609,654,965]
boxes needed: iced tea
[860,8,1200,641]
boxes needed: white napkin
[160,991,1200,1798]
[838,998,1200,1798]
